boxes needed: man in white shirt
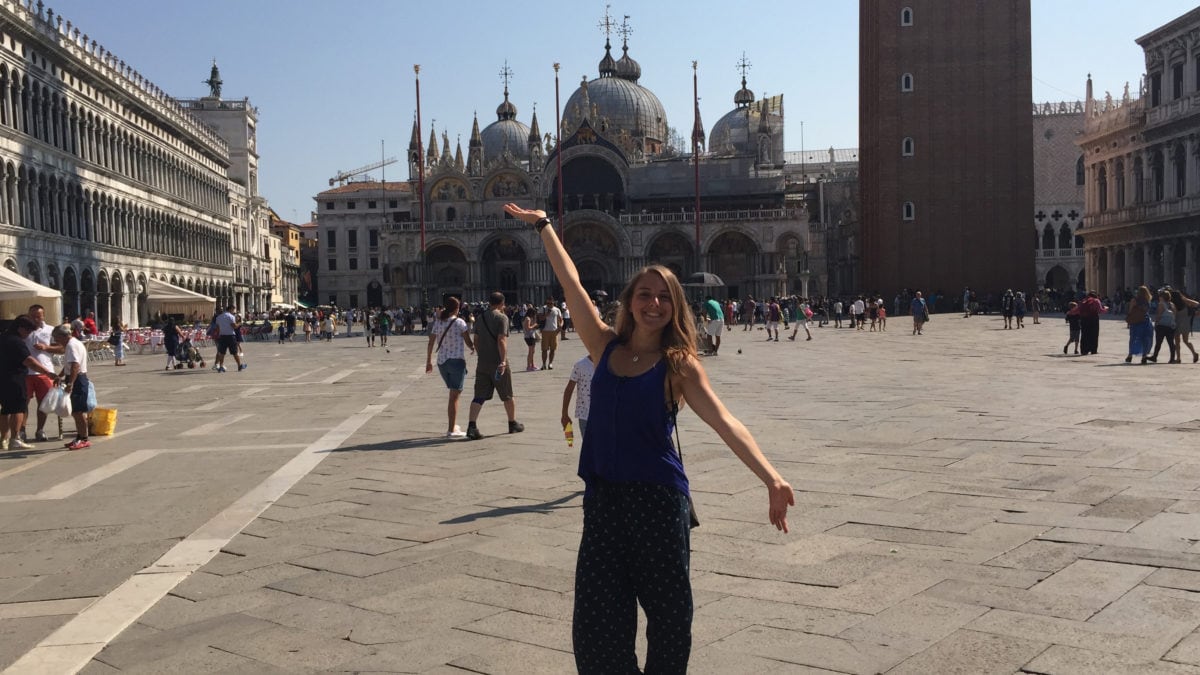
[212,305,245,373]
[24,304,59,442]
[541,297,562,370]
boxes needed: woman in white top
[53,324,92,450]
[426,297,475,438]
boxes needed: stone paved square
[2,315,1200,673]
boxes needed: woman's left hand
[767,480,795,533]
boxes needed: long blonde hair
[614,265,698,375]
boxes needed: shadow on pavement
[441,491,583,524]
[324,437,449,453]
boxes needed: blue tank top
[578,340,689,496]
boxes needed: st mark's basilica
[323,18,823,308]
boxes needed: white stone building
[1078,7,1200,296]
[0,3,274,325]
[314,181,412,309]
[1033,101,1086,292]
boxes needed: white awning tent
[145,278,216,318]
[0,265,61,324]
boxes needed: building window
[1173,62,1184,100]
[348,230,358,248]
[369,256,379,270]
[1075,156,1085,186]
[1196,56,1200,92]
[347,201,356,210]
[1115,159,1125,208]
[901,73,914,92]
[326,230,336,248]
[901,137,914,156]
[329,294,337,305]
[1150,72,1162,107]
[368,201,377,209]
[349,258,358,270]
[900,7,913,25]
[1097,165,1108,212]
[325,201,335,210]
[327,258,337,271]
[389,199,398,208]
[369,229,379,248]
[902,201,915,221]
[349,294,359,309]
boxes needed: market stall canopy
[145,278,216,318]
[0,265,61,324]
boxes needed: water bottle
[564,422,574,447]
[494,364,504,382]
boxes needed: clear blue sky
[46,1,1200,225]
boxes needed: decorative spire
[597,5,617,77]
[528,104,541,143]
[734,52,754,108]
[441,131,452,167]
[469,112,482,146]
[454,137,464,172]
[427,125,439,164]
[496,60,518,121]
[615,15,641,82]
[409,114,420,149]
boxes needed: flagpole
[554,62,563,237]
[414,65,426,255]
[692,60,702,272]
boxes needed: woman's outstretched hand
[503,203,546,225]
[768,480,795,533]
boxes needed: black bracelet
[534,217,552,232]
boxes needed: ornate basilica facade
[379,30,818,307]
[0,1,273,327]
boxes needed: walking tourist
[504,202,793,674]
[1123,286,1153,364]
[1073,290,1106,356]
[541,297,562,370]
[561,354,595,441]
[426,297,475,439]
[1001,290,1015,329]
[522,306,539,371]
[766,297,782,341]
[110,322,127,366]
[163,319,184,370]
[1148,288,1178,363]
[212,305,246,372]
[465,292,524,440]
[1172,290,1199,363]
[1063,301,1081,355]
[911,291,928,335]
[702,294,724,355]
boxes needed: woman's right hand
[425,362,433,373]
[503,203,545,224]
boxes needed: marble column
[1187,136,1200,196]
[1186,240,1197,293]
[1144,244,1157,288]
[1124,245,1136,292]
[1163,241,1177,288]
[1106,247,1119,298]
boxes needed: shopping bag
[55,389,72,417]
[40,386,62,415]
[86,381,97,413]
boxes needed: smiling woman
[503,201,795,673]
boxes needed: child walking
[562,354,595,439]
[1063,301,1080,355]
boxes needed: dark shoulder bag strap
[435,317,455,354]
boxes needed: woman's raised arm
[503,203,615,362]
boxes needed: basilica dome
[708,78,781,156]
[480,88,531,163]
[563,40,668,147]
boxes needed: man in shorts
[466,292,524,440]
[212,305,245,373]
[766,297,782,341]
[540,297,562,370]
[702,295,724,355]
[24,304,60,442]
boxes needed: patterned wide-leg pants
[573,481,692,674]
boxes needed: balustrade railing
[384,208,804,232]
[1084,195,1200,229]
[1146,90,1200,129]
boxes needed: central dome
[480,88,530,163]
[563,40,668,147]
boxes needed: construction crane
[328,157,398,187]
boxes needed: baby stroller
[175,338,206,369]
